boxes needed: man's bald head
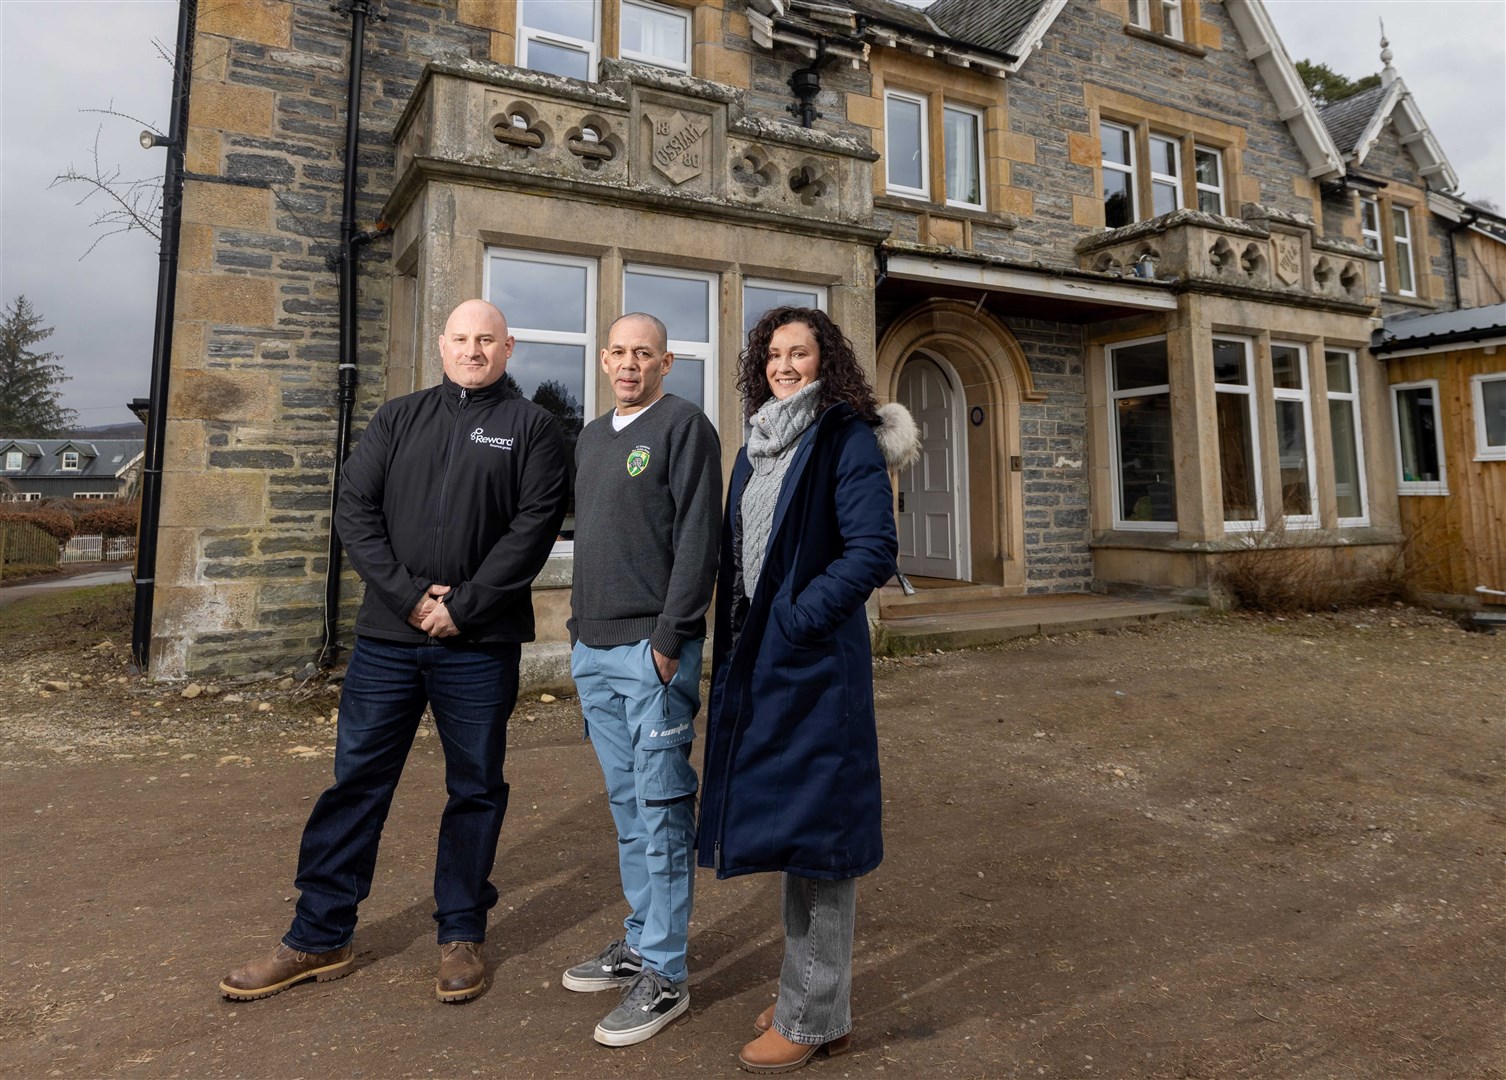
[440,299,514,390]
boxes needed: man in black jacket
[221,299,568,1004]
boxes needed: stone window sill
[1124,25,1207,58]
[874,194,1018,230]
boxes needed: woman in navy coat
[698,307,918,1073]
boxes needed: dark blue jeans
[284,636,520,951]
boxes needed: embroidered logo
[649,722,690,739]
[626,446,651,476]
[470,427,515,450]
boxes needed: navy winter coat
[697,404,899,880]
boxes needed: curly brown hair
[737,306,880,423]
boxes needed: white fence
[60,535,136,564]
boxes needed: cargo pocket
[636,742,698,807]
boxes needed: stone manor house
[150,0,1506,678]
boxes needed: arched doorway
[897,353,967,581]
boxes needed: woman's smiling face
[765,321,821,401]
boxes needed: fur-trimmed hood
[874,402,921,471]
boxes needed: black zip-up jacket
[335,374,569,645]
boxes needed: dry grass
[1214,526,1413,613]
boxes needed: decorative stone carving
[732,146,776,194]
[1209,235,1236,272]
[647,108,709,185]
[1272,232,1302,286]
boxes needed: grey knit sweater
[741,381,822,598]
[569,395,722,656]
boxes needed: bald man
[221,300,568,1004]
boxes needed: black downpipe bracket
[131,0,197,673]
[320,0,385,668]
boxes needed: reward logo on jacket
[470,427,515,449]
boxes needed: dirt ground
[1,585,1502,1079]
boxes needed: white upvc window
[1161,0,1184,40]
[1360,196,1386,292]
[74,492,112,500]
[1148,133,1181,217]
[1471,373,1506,461]
[621,0,690,73]
[61,451,80,471]
[1391,379,1448,495]
[1270,342,1319,528]
[3,450,20,471]
[884,90,929,200]
[1127,0,1150,29]
[485,247,597,543]
[1,491,40,502]
[624,265,717,423]
[743,279,828,337]
[1100,121,1136,228]
[1194,145,1225,215]
[1392,205,1417,297]
[1107,336,1178,531]
[942,103,986,210]
[518,0,600,82]
[1212,337,1263,530]
[1324,349,1369,526]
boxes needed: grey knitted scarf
[741,380,822,599]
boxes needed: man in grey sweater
[563,312,721,1047]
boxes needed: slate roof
[842,0,942,36]
[1317,84,1389,156]
[924,0,1047,56]
[1373,303,1506,353]
[0,439,144,479]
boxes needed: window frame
[74,491,112,501]
[1391,378,1449,495]
[941,102,987,212]
[1127,0,1150,29]
[1100,120,1137,228]
[1148,132,1182,218]
[1161,0,1184,40]
[1269,341,1320,529]
[1391,204,1417,297]
[1193,144,1225,215]
[3,450,20,471]
[1107,334,1178,532]
[1212,336,1265,532]
[1323,348,1370,527]
[622,263,719,427]
[1471,372,1506,462]
[884,89,931,201]
[619,0,691,74]
[517,0,600,82]
[742,279,828,337]
[60,451,80,471]
[1360,196,1387,293]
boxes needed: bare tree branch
[50,112,163,258]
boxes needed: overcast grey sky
[1,1,1503,430]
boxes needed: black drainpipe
[1445,206,1479,311]
[320,0,387,668]
[131,0,196,674]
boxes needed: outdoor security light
[139,130,170,150]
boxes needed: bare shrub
[1215,524,1412,613]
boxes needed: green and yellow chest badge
[626,445,651,476]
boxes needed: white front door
[897,356,965,580]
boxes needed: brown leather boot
[754,1001,776,1033]
[436,941,486,1003]
[219,942,354,1000]
[738,1026,853,1073]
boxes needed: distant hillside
[67,422,147,440]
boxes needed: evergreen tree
[0,296,77,436]
[1296,60,1382,109]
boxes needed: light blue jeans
[774,874,858,1045]
[571,638,702,985]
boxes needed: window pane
[491,257,587,333]
[1100,123,1130,167]
[1111,339,1169,391]
[1116,394,1177,522]
[622,1,687,67]
[662,356,704,410]
[1104,170,1133,228]
[1128,0,1148,27]
[624,270,710,341]
[1396,387,1441,482]
[1197,189,1222,214]
[943,107,981,205]
[1195,147,1220,186]
[1324,349,1353,394]
[1152,178,1178,216]
[1215,393,1259,521]
[1360,199,1380,232]
[520,0,595,40]
[1329,398,1364,518]
[745,285,820,335]
[1275,399,1312,516]
[1482,379,1506,447]
[525,38,592,80]
[886,96,925,191]
[1212,339,1248,385]
[1162,0,1183,38]
[1150,137,1177,177]
[507,341,586,538]
[1271,344,1304,391]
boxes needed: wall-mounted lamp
[139,130,172,150]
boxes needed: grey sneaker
[562,939,643,992]
[593,968,689,1047]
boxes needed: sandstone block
[197,0,290,49]
[190,81,274,136]
[169,370,278,422]
[181,180,269,230]
[161,471,266,528]
[176,274,277,327]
